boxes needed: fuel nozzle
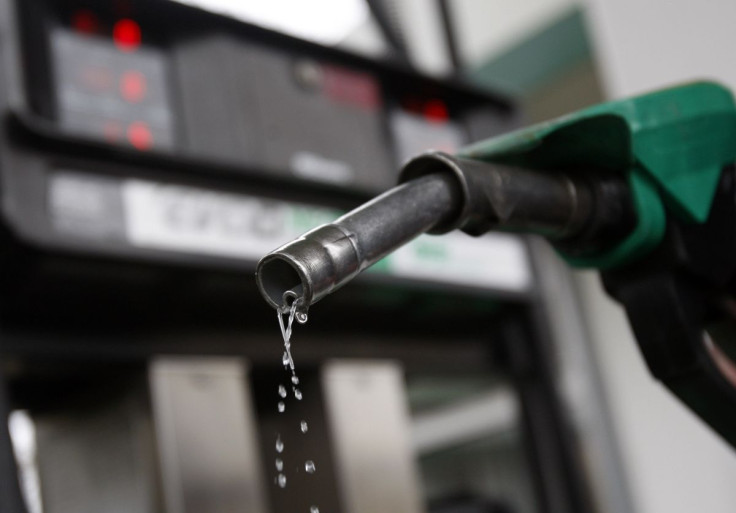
[256,151,636,312]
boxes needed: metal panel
[33,385,160,513]
[149,358,268,513]
[322,360,424,513]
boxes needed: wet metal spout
[256,169,462,312]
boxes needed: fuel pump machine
[4,1,732,513]
[0,1,602,513]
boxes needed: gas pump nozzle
[257,82,736,450]
[255,151,634,313]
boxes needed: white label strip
[122,179,531,292]
[122,180,337,260]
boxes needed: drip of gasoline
[277,294,307,384]
[274,295,318,501]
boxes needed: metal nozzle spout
[256,168,463,311]
[256,225,364,313]
[256,151,635,311]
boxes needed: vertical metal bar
[530,239,636,513]
[0,364,27,513]
[500,306,594,513]
[364,0,412,64]
[436,0,463,74]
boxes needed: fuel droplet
[276,436,284,453]
[278,473,287,488]
[292,375,300,385]
[275,458,283,471]
[310,507,319,513]
[294,389,303,401]
[278,401,285,413]
[278,385,287,398]
[282,352,290,367]
[300,420,308,433]
[305,460,316,473]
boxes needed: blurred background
[0,1,735,513]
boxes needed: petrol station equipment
[0,1,605,513]
[257,81,736,450]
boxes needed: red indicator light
[73,10,99,35]
[423,99,449,123]
[113,19,141,52]
[120,71,146,103]
[127,122,152,150]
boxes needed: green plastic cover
[458,82,736,268]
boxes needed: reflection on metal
[322,361,423,513]
[149,358,267,513]
[411,388,517,454]
[8,411,43,513]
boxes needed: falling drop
[282,352,290,367]
[278,401,285,413]
[278,473,287,488]
[291,375,300,385]
[310,507,319,513]
[300,420,308,433]
[275,458,283,471]
[294,388,303,401]
[275,436,284,453]
[305,460,316,474]
[278,385,287,398]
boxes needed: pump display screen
[50,9,175,150]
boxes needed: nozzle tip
[256,224,362,312]
[256,253,307,311]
